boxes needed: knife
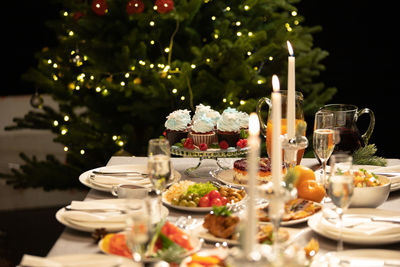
[371,217,400,224]
[372,172,400,177]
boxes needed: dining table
[47,156,400,264]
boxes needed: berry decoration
[219,140,229,150]
[155,0,174,14]
[236,139,248,148]
[91,0,108,16]
[183,138,195,150]
[126,0,144,15]
[199,143,208,151]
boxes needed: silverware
[92,170,148,177]
[373,171,400,177]
[371,217,400,224]
[89,174,146,181]
[339,259,400,267]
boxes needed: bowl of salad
[350,169,391,208]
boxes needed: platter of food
[193,206,307,247]
[257,198,322,226]
[99,220,202,264]
[162,180,246,212]
[210,158,285,188]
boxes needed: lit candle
[271,75,282,192]
[287,41,295,139]
[244,113,260,256]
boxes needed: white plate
[180,248,229,267]
[210,169,248,188]
[79,164,181,192]
[308,209,400,245]
[257,201,323,226]
[33,254,139,267]
[99,229,202,262]
[55,199,169,232]
[311,249,400,267]
[194,224,306,246]
[161,190,247,212]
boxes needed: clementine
[297,180,325,203]
[294,165,316,187]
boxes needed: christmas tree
[3,0,335,189]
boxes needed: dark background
[2,0,398,159]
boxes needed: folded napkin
[89,175,152,187]
[371,165,400,184]
[63,210,127,223]
[19,255,63,267]
[320,215,400,236]
[70,200,125,211]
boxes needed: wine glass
[147,138,172,218]
[328,154,354,252]
[125,200,150,262]
[313,111,335,199]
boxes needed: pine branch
[352,144,387,166]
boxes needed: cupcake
[188,115,217,146]
[217,111,241,147]
[237,111,249,130]
[164,109,191,145]
[192,104,211,121]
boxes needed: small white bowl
[350,175,391,208]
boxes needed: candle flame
[249,113,260,135]
[272,75,280,92]
[287,40,294,56]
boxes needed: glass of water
[147,138,172,218]
[328,153,354,251]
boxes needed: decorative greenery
[2,0,336,190]
[352,144,387,166]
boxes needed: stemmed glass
[328,154,354,251]
[125,200,150,262]
[147,138,172,218]
[313,111,336,199]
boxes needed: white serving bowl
[350,175,391,208]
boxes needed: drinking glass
[125,200,150,262]
[147,138,172,217]
[328,154,354,252]
[313,112,335,193]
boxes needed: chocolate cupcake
[164,109,191,145]
[216,111,240,147]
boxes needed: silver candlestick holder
[281,133,308,169]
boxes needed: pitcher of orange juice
[256,90,305,164]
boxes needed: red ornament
[73,11,84,21]
[91,0,108,16]
[155,0,174,14]
[126,0,144,14]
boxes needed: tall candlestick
[244,113,260,257]
[271,75,282,192]
[287,41,295,139]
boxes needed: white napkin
[70,200,125,211]
[372,165,400,184]
[63,210,127,223]
[89,175,152,187]
[320,215,400,236]
[19,254,63,267]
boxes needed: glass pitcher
[318,104,375,154]
[256,90,305,164]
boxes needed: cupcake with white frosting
[217,111,241,147]
[164,109,191,145]
[188,115,217,146]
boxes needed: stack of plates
[308,208,400,245]
[55,199,168,232]
[79,164,181,192]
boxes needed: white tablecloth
[47,156,400,257]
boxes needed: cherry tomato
[199,196,210,207]
[211,197,222,206]
[208,190,221,200]
[220,196,228,205]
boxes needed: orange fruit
[294,165,316,187]
[297,180,326,203]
